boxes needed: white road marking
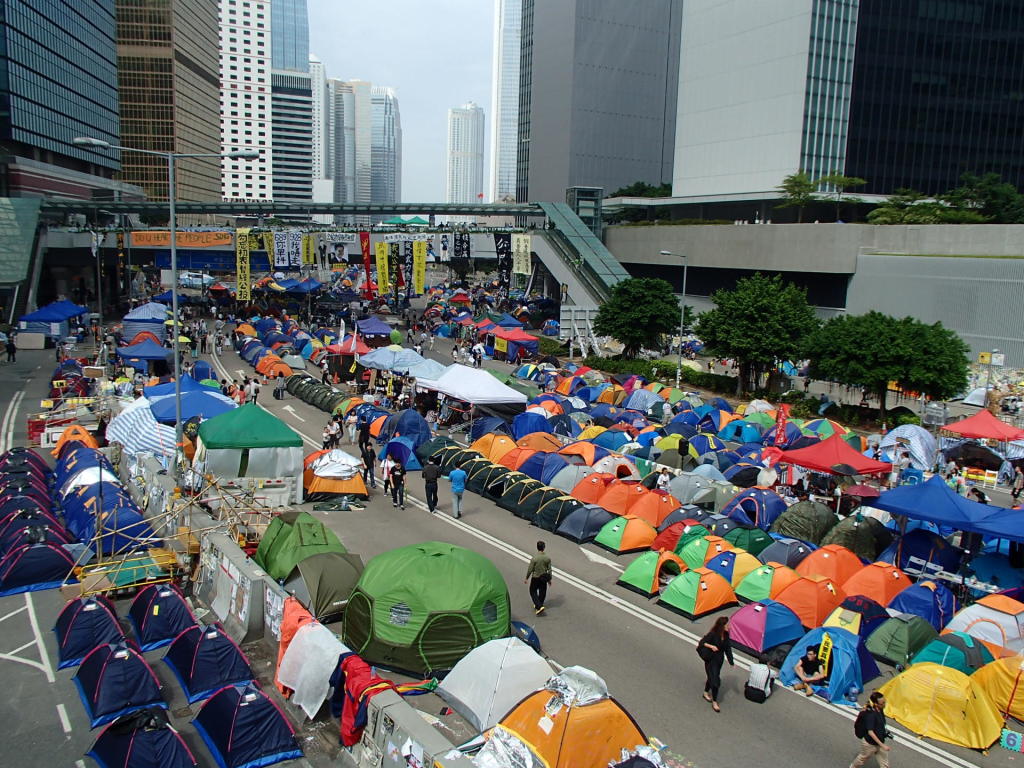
[25,592,54,683]
[0,389,26,453]
[56,703,72,735]
[75,760,86,768]
[578,547,624,572]
[210,349,976,767]
[0,605,27,623]
[282,405,306,422]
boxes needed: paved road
[205,342,1008,768]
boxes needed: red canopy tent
[942,409,1024,441]
[778,433,892,475]
[326,334,371,355]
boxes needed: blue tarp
[19,299,88,323]
[61,483,156,555]
[116,339,171,361]
[149,390,236,424]
[356,317,391,336]
[143,374,218,399]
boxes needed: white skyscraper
[309,54,333,220]
[328,79,373,221]
[218,0,273,200]
[370,86,402,204]
[446,102,485,204]
[488,0,521,202]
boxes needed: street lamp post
[661,250,688,387]
[73,138,259,485]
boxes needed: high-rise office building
[370,86,402,205]
[0,0,138,199]
[516,0,681,203]
[271,0,308,72]
[489,0,521,203]
[308,54,329,181]
[673,0,1024,199]
[446,102,485,204]
[218,0,273,200]
[268,0,312,202]
[116,0,221,202]
[328,79,372,212]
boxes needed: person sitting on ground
[792,646,826,696]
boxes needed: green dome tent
[253,510,346,581]
[342,541,511,675]
[866,615,937,667]
[769,500,838,544]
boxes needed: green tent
[283,551,364,623]
[867,615,937,667]
[769,500,838,544]
[254,510,346,580]
[342,541,511,675]
[821,514,894,561]
[735,562,799,603]
[910,632,994,675]
[657,568,737,619]
[723,526,773,556]
[617,550,686,597]
[197,403,302,448]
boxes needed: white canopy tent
[417,364,527,405]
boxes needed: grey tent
[556,504,615,543]
[284,551,364,623]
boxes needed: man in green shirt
[524,541,552,615]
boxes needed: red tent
[778,433,892,475]
[942,409,1024,441]
[326,334,370,356]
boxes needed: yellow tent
[972,657,1024,721]
[470,433,517,463]
[578,425,607,441]
[878,663,1002,749]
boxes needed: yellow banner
[818,632,833,672]
[236,227,251,302]
[130,231,232,248]
[494,337,508,353]
[412,240,427,295]
[512,233,532,275]
[302,234,316,265]
[263,232,274,253]
[375,241,390,292]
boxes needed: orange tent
[533,399,564,416]
[594,515,658,553]
[470,433,518,463]
[795,544,864,584]
[127,330,162,346]
[558,442,605,465]
[569,473,616,504]
[841,562,912,605]
[774,575,846,628]
[943,594,1024,657]
[51,425,98,457]
[596,480,643,516]
[597,386,626,405]
[368,414,388,438]
[498,447,537,471]
[236,323,257,336]
[493,689,646,768]
[303,450,369,499]
[517,433,563,452]
[629,491,681,528]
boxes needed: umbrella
[830,463,860,476]
[845,484,881,498]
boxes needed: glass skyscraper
[271,0,309,72]
[370,86,402,204]
[489,0,521,203]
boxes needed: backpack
[854,709,871,739]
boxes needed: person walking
[422,457,441,514]
[850,692,891,768]
[345,410,359,444]
[1013,466,1024,501]
[360,441,377,489]
[697,616,734,712]
[524,541,552,615]
[5,335,15,363]
[447,465,467,519]
[275,372,287,400]
[246,377,260,404]
[389,459,406,509]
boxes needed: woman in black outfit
[698,616,734,712]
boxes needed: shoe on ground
[400,505,405,510]
[793,682,805,691]
[535,606,545,615]
[392,504,397,508]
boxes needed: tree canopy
[866,188,988,224]
[805,311,969,417]
[696,273,819,394]
[941,172,1024,224]
[593,277,680,358]
[775,172,816,223]
[609,181,672,198]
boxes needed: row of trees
[592,275,969,416]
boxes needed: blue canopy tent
[54,596,126,669]
[116,339,172,363]
[144,374,218,399]
[193,683,301,768]
[149,390,236,424]
[779,627,879,705]
[866,475,1002,533]
[496,313,523,328]
[122,302,169,342]
[18,299,88,339]
[356,317,392,339]
[128,584,197,651]
[163,623,254,703]
[878,529,962,576]
[74,642,166,727]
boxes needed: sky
[308,0,494,202]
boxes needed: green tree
[805,312,969,418]
[867,189,989,224]
[941,172,1024,223]
[775,171,817,223]
[816,171,867,221]
[609,181,673,198]
[696,273,819,395]
[593,278,680,358]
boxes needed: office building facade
[116,0,221,202]
[218,0,273,200]
[328,79,372,210]
[516,0,682,203]
[673,0,1024,199]
[0,0,138,198]
[447,102,485,204]
[270,71,313,202]
[489,0,521,202]
[370,86,402,204]
[271,0,308,71]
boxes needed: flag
[375,241,390,293]
[413,240,427,295]
[236,228,251,302]
[360,231,373,297]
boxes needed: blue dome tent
[721,487,788,529]
[128,584,197,651]
[888,580,959,631]
[87,708,197,768]
[0,542,75,596]
[511,411,552,440]
[378,409,432,449]
[380,437,422,470]
[163,624,255,704]
[779,627,880,705]
[74,642,166,728]
[61,483,156,555]
[55,596,125,669]
[193,683,302,768]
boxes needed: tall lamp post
[661,250,688,387]
[73,138,259,484]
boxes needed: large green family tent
[253,510,346,581]
[342,541,511,676]
[195,404,304,502]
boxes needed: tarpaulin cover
[116,339,172,361]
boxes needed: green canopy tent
[342,541,511,675]
[253,510,346,580]
[383,216,429,226]
[866,615,937,668]
[195,403,305,502]
[283,551,364,623]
